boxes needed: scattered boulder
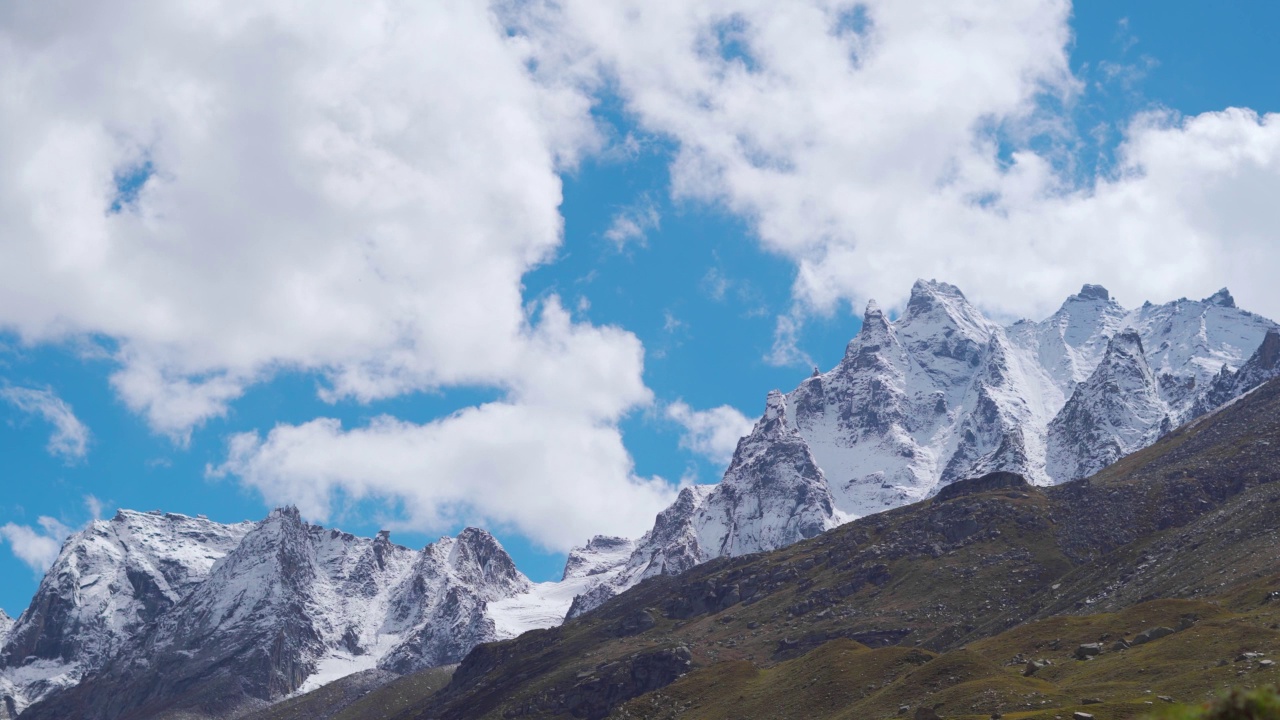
[1074,643,1103,660]
[1261,659,1276,669]
[1073,713,1095,720]
[1108,639,1130,652]
[1023,659,1049,676]
[1132,626,1175,645]
[1158,695,1175,703]
[1236,652,1264,662]
[1082,697,1103,704]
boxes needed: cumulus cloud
[0,0,601,435]
[514,0,1280,351]
[666,400,755,466]
[211,408,675,551]
[0,516,72,573]
[209,298,676,549]
[0,1,673,541]
[1,386,90,461]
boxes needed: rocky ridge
[567,391,837,617]
[564,281,1276,617]
[8,510,534,720]
[0,510,254,717]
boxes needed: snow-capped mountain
[564,280,1277,615]
[8,509,538,719]
[568,391,837,617]
[0,612,11,646]
[0,510,254,716]
[1193,328,1280,416]
[1045,329,1171,482]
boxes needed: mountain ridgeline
[367,372,1280,720]
[2,280,1278,720]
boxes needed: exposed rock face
[1193,328,1280,417]
[0,510,254,715]
[568,392,835,617]
[380,528,530,673]
[933,471,1032,503]
[0,611,12,646]
[14,510,532,720]
[1046,330,1171,482]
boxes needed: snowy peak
[1107,327,1147,360]
[899,279,993,357]
[562,537,635,581]
[1045,329,1169,483]
[565,393,837,618]
[1195,328,1280,416]
[0,509,254,715]
[1205,287,1236,308]
[1075,283,1111,302]
[0,611,12,644]
[441,528,529,599]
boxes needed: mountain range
[2,280,1278,719]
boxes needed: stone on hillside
[1073,713,1095,720]
[1132,626,1175,645]
[1074,643,1103,660]
[1023,659,1048,676]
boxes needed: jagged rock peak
[442,528,527,591]
[1205,287,1236,308]
[861,298,892,335]
[1108,328,1145,356]
[1258,328,1280,367]
[755,390,795,439]
[1073,283,1111,302]
[268,505,303,521]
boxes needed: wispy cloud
[1,386,90,461]
[666,400,755,466]
[603,198,661,250]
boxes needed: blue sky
[3,2,1280,616]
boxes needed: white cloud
[209,297,675,550]
[1,386,90,461]
[0,516,72,573]
[666,400,755,466]
[515,0,1280,351]
[0,0,602,434]
[603,199,661,250]
[0,1,672,544]
[212,409,675,551]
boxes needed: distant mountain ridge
[565,280,1278,614]
[1,509,535,719]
